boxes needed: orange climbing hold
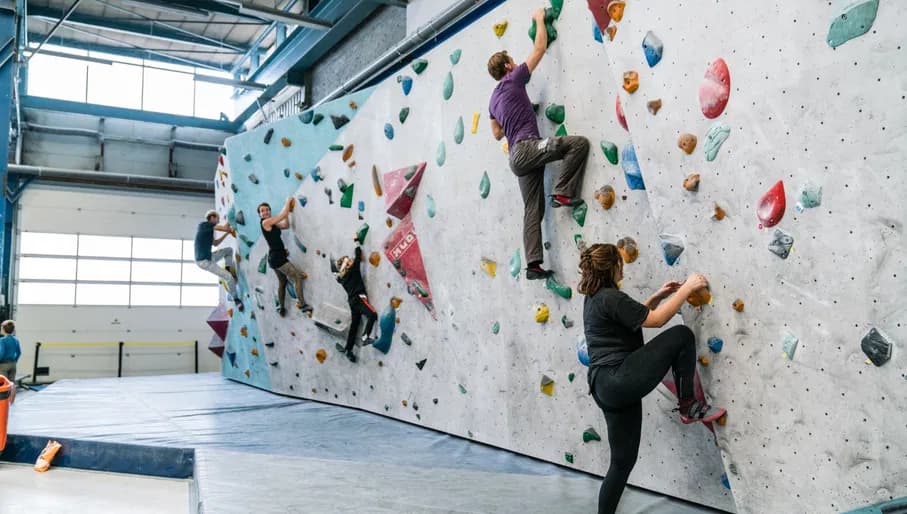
[678,133,697,154]
[369,252,381,267]
[251,348,259,357]
[687,287,712,307]
[402,400,408,407]
[647,99,662,115]
[716,413,728,426]
[280,137,292,147]
[712,204,727,221]
[372,165,383,197]
[622,71,639,93]
[349,101,358,110]
[390,296,403,309]
[294,172,304,180]
[316,349,327,363]
[240,326,248,337]
[683,173,700,192]
[607,0,625,21]
[698,355,710,366]
[385,217,393,228]
[616,237,638,263]
[605,25,616,41]
[595,185,616,210]
[227,308,234,318]
[244,369,250,377]
[342,144,354,162]
[732,299,745,312]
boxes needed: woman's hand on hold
[682,273,708,292]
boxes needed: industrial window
[16,232,220,307]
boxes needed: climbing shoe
[526,265,554,280]
[346,351,358,364]
[549,194,584,208]
[225,265,237,281]
[298,302,314,314]
[677,399,726,424]
[235,299,245,312]
[277,306,287,318]
[335,343,347,353]
[360,337,375,347]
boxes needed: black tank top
[260,220,288,268]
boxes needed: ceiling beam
[235,2,332,30]
[28,0,83,60]
[120,0,268,22]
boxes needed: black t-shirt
[260,220,289,268]
[337,247,366,301]
[583,287,650,367]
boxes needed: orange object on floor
[0,375,12,451]
[34,440,63,472]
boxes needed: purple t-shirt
[488,63,540,145]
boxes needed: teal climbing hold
[300,111,314,124]
[827,0,879,48]
[454,116,464,144]
[312,113,324,125]
[235,210,245,226]
[384,123,394,140]
[555,124,567,137]
[263,128,273,145]
[340,183,354,209]
[329,144,344,151]
[243,153,251,162]
[492,321,500,334]
[293,235,307,253]
[600,141,618,165]
[310,167,324,182]
[283,168,290,178]
[582,427,602,443]
[509,249,521,277]
[248,174,259,184]
[443,72,454,101]
[258,255,267,274]
[546,275,573,299]
[436,141,446,166]
[458,384,467,394]
[572,202,587,227]
[372,304,397,354]
[399,107,410,124]
[355,223,369,244]
[545,104,565,124]
[449,48,462,65]
[226,206,236,226]
[564,452,574,464]
[239,234,254,248]
[704,122,730,162]
[426,195,436,218]
[796,182,822,212]
[411,59,428,74]
[782,333,799,360]
[550,0,563,18]
[479,171,490,199]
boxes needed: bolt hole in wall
[12,185,224,380]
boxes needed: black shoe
[360,337,375,347]
[549,195,584,208]
[298,302,314,314]
[225,265,237,280]
[346,351,358,363]
[235,299,245,312]
[335,343,347,353]
[277,306,287,318]
[526,266,554,280]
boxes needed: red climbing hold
[699,58,730,119]
[207,334,225,358]
[756,180,786,229]
[206,303,230,340]
[615,95,628,131]
[383,214,436,319]
[586,0,612,33]
[383,162,427,220]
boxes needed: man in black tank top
[258,199,313,316]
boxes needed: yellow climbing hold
[493,20,508,37]
[535,303,550,323]
[372,165,383,196]
[251,348,259,357]
[471,112,480,134]
[480,258,497,278]
[540,374,555,396]
[502,140,509,154]
[687,287,712,307]
[390,296,403,309]
[607,0,625,22]
[698,355,711,366]
[342,144,354,162]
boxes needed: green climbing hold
[572,202,587,227]
[573,234,586,251]
[479,171,491,199]
[340,183,354,208]
[528,8,558,47]
[355,223,369,244]
[426,195,436,218]
[564,452,574,464]
[492,321,500,334]
[600,141,619,165]
[404,165,417,180]
[436,141,446,166]
[329,144,344,151]
[411,59,428,74]
[442,72,454,101]
[509,249,521,277]
[546,275,573,300]
[239,234,254,247]
[545,104,565,124]
[258,255,267,274]
[582,427,602,443]
[555,124,567,137]
[827,0,879,49]
[454,116,464,144]
[312,113,324,125]
[458,384,467,394]
[568,372,575,382]
[294,235,307,253]
[399,107,410,124]
[550,0,563,18]
[449,48,462,65]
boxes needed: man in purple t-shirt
[487,7,590,280]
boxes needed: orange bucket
[0,375,12,452]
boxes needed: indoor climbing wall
[213,1,905,512]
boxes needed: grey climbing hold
[454,116,464,144]
[436,141,446,166]
[561,315,574,328]
[325,187,334,204]
[443,72,454,101]
[426,195,436,218]
[401,333,413,346]
[509,249,521,277]
[263,128,274,144]
[248,174,259,184]
[331,114,350,130]
[796,182,823,212]
[861,328,892,366]
[416,358,427,370]
[768,229,794,259]
[659,233,684,266]
[235,211,245,226]
[479,171,490,198]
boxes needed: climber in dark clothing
[258,198,312,316]
[579,243,726,514]
[334,246,377,364]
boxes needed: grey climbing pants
[275,261,307,309]
[0,362,16,381]
[509,135,589,264]
[196,247,237,298]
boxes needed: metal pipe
[7,164,215,194]
[21,122,223,151]
[234,2,332,30]
[315,0,486,106]
[28,0,84,60]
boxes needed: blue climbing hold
[593,23,603,43]
[299,110,314,124]
[708,337,724,353]
[642,31,664,67]
[372,304,397,354]
[297,196,308,207]
[721,473,731,490]
[621,143,645,190]
[310,166,324,182]
[384,123,394,140]
[398,75,413,96]
[358,200,365,213]
[659,233,684,266]
[577,337,590,367]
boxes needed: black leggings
[589,325,696,514]
[345,296,377,353]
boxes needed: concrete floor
[0,463,190,514]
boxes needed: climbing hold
[616,236,638,263]
[577,337,590,366]
[397,107,410,125]
[687,287,712,307]
[540,374,555,396]
[717,414,728,427]
[545,104,566,124]
[642,31,663,67]
[339,183,354,209]
[297,196,308,208]
[372,302,397,354]
[510,249,521,277]
[698,355,710,366]
[621,143,645,190]
[416,358,427,370]
[324,188,334,205]
[683,173,700,192]
[244,369,250,377]
[248,174,259,184]
[528,8,558,47]
[756,180,786,228]
[370,165,383,197]
[659,233,685,266]
[622,71,639,94]
[480,257,497,278]
[442,72,454,101]
[314,348,327,363]
[827,0,879,48]
[386,218,393,228]
[546,275,573,299]
[449,48,461,65]
[294,172,304,180]
[300,111,314,124]
[561,315,574,329]
[342,144,354,162]
[572,202,587,227]
[678,133,697,154]
[263,128,274,144]
[583,427,602,443]
[699,58,731,119]
[355,223,369,244]
[607,0,625,21]
[368,252,381,267]
[493,20,508,37]
[384,123,394,140]
[468,113,480,136]
[249,347,259,357]
[401,400,408,407]
[479,171,491,199]
[401,333,413,346]
[574,234,587,252]
[721,473,731,489]
[712,204,727,221]
[235,210,245,226]
[647,99,662,115]
[454,116,464,144]
[258,255,268,274]
[269,361,278,367]
[768,229,794,259]
[592,23,603,43]
[704,122,730,162]
[293,235,307,254]
[501,140,509,153]
[230,183,238,193]
[534,304,550,323]
[426,195,436,218]
[564,452,574,464]
[283,168,291,178]
[436,141,446,166]
[328,144,344,151]
[708,337,724,353]
[796,182,822,212]
[397,75,413,96]
[732,299,744,312]
[239,234,254,247]
[280,137,291,148]
[600,141,618,165]
[594,185,616,210]
[861,328,892,366]
[555,124,568,137]
[458,384,467,394]
[544,242,551,250]
[411,59,428,75]
[312,113,324,125]
[781,333,799,360]
[349,101,358,110]
[492,321,500,334]
[606,25,617,41]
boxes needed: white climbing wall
[215,1,906,513]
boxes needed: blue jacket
[0,335,21,362]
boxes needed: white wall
[406,0,459,34]
[12,185,222,381]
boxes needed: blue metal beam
[22,95,238,132]
[1,5,17,308]
[28,5,250,51]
